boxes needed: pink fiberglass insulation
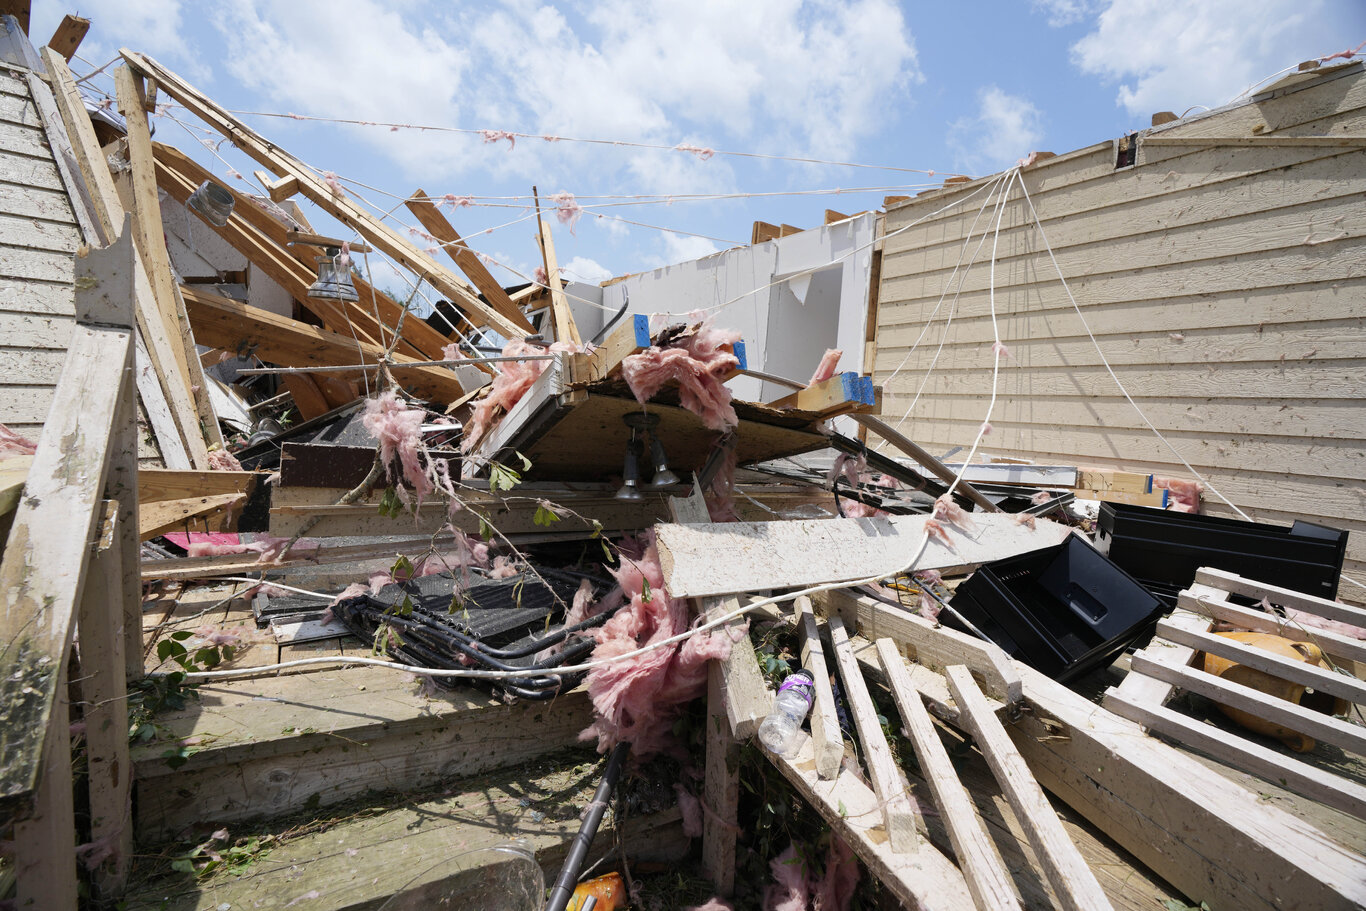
[811,836,860,911]
[579,531,739,759]
[207,449,244,471]
[933,493,979,536]
[1155,476,1202,513]
[462,338,579,453]
[675,783,703,837]
[0,423,37,456]
[1284,605,1366,641]
[763,844,811,911]
[487,555,519,578]
[185,534,319,562]
[704,440,739,522]
[621,322,741,432]
[363,391,432,504]
[808,348,843,386]
[684,900,735,911]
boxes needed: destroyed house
[0,12,1364,911]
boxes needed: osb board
[519,392,829,482]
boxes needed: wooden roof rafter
[120,49,535,342]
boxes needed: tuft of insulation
[808,348,843,386]
[0,422,37,456]
[462,338,579,453]
[363,390,432,503]
[578,531,739,760]
[621,321,741,432]
[207,449,244,471]
[1155,476,1202,513]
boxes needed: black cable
[544,741,631,911]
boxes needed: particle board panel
[516,393,830,482]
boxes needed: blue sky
[33,0,1366,309]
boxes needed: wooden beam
[0,3,29,32]
[121,49,529,341]
[78,503,134,897]
[1155,621,1366,705]
[827,615,920,853]
[701,655,739,897]
[769,372,875,414]
[766,733,976,910]
[944,665,1115,911]
[1194,566,1366,629]
[1142,134,1366,147]
[533,186,581,346]
[1179,589,1366,666]
[115,64,223,457]
[40,48,121,243]
[878,642,1023,911]
[252,170,299,203]
[13,666,76,910]
[0,232,134,818]
[45,13,88,60]
[1128,652,1366,757]
[139,492,246,540]
[822,588,1022,704]
[285,229,373,253]
[179,286,468,403]
[796,596,843,780]
[655,513,1070,601]
[406,189,528,331]
[139,468,263,505]
[1103,689,1366,819]
[575,313,650,382]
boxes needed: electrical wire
[182,531,932,682]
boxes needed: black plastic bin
[947,536,1167,682]
[1096,503,1347,607]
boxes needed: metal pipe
[544,741,631,911]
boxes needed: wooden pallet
[1104,567,1366,819]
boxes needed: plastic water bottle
[758,670,815,755]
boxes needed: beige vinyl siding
[873,62,1366,596]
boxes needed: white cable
[1014,176,1254,521]
[219,576,335,600]
[946,170,1018,497]
[183,531,932,682]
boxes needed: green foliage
[488,451,532,493]
[641,577,652,603]
[378,485,404,519]
[533,503,561,527]
[390,553,414,580]
[154,629,236,675]
[171,833,272,878]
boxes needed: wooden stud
[45,13,88,61]
[575,313,651,382]
[945,665,1115,911]
[284,229,373,253]
[1129,651,1366,756]
[1103,688,1366,819]
[826,615,920,853]
[796,596,843,780]
[1156,621,1366,705]
[1194,566,1366,629]
[121,49,530,340]
[769,372,875,414]
[1179,589,1366,666]
[115,65,220,460]
[13,664,77,910]
[78,502,134,897]
[533,185,582,347]
[138,492,246,540]
[179,285,468,403]
[822,588,1022,704]
[406,189,524,328]
[1108,597,1214,709]
[878,643,1023,911]
[701,656,739,896]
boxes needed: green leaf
[478,516,494,541]
[170,630,194,641]
[390,554,415,580]
[170,858,196,874]
[378,486,403,519]
[513,451,532,471]
[641,577,652,603]
[533,504,560,527]
[488,462,521,493]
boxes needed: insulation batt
[621,322,741,432]
[0,422,37,456]
[933,493,979,536]
[1155,476,1202,513]
[579,531,739,759]
[207,449,244,471]
[808,348,843,385]
[762,837,860,911]
[363,390,432,503]
[185,534,319,562]
[462,338,579,453]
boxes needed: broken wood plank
[796,596,843,780]
[1012,664,1366,911]
[766,734,976,911]
[656,513,1070,600]
[944,665,1115,911]
[252,170,299,202]
[45,13,87,60]
[670,485,770,741]
[1128,651,1366,756]
[284,229,372,253]
[0,232,134,818]
[1194,566,1366,629]
[533,187,582,346]
[1103,688,1366,819]
[140,535,443,582]
[179,285,468,403]
[115,64,222,455]
[701,653,739,897]
[769,371,875,414]
[1178,588,1366,666]
[122,50,532,340]
[1156,621,1366,705]
[78,502,133,897]
[138,492,245,540]
[1109,596,1215,709]
[12,664,76,911]
[821,588,1022,704]
[826,615,919,853]
[405,189,524,329]
[853,413,999,513]
[139,467,263,505]
[878,642,1022,911]
[575,313,651,382]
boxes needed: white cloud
[1030,0,1094,27]
[32,0,209,82]
[948,86,1044,175]
[656,232,721,267]
[561,256,613,284]
[1071,0,1362,116]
